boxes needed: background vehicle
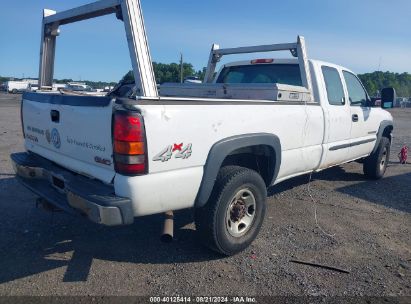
[6,81,29,93]
[103,86,114,92]
[65,82,96,92]
[0,83,7,91]
[52,83,67,91]
[183,76,202,84]
[28,83,39,91]
[11,0,395,256]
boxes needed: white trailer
[6,81,29,94]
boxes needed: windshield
[216,63,302,86]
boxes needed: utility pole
[180,53,183,83]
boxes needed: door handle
[50,110,60,123]
[352,114,358,122]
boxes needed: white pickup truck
[11,0,395,255]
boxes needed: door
[342,71,376,159]
[319,65,353,168]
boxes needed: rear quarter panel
[114,101,324,216]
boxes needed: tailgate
[22,92,115,184]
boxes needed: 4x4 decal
[153,143,192,162]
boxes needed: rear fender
[195,133,281,207]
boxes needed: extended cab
[11,0,395,255]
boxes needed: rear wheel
[195,166,267,256]
[11,89,18,94]
[363,137,390,179]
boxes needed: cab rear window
[216,64,303,86]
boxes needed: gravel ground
[0,92,410,297]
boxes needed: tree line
[358,71,411,97]
[120,62,205,84]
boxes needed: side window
[343,71,368,106]
[321,66,345,105]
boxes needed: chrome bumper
[10,152,133,226]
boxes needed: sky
[0,0,410,82]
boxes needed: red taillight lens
[114,163,146,175]
[113,112,147,175]
[114,115,144,141]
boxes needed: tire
[11,89,18,94]
[363,136,390,179]
[195,166,267,256]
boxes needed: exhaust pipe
[161,211,174,243]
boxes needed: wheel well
[382,125,393,141]
[221,145,276,186]
[195,133,281,207]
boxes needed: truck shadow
[315,167,410,213]
[268,166,365,196]
[335,172,411,213]
[0,176,219,284]
[268,166,410,213]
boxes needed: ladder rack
[38,0,313,100]
[203,36,313,98]
[38,0,158,97]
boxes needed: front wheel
[195,166,267,256]
[363,137,390,179]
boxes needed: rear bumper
[10,152,133,226]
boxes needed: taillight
[251,59,274,64]
[113,111,147,175]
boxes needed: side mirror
[381,87,396,109]
[367,98,381,107]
